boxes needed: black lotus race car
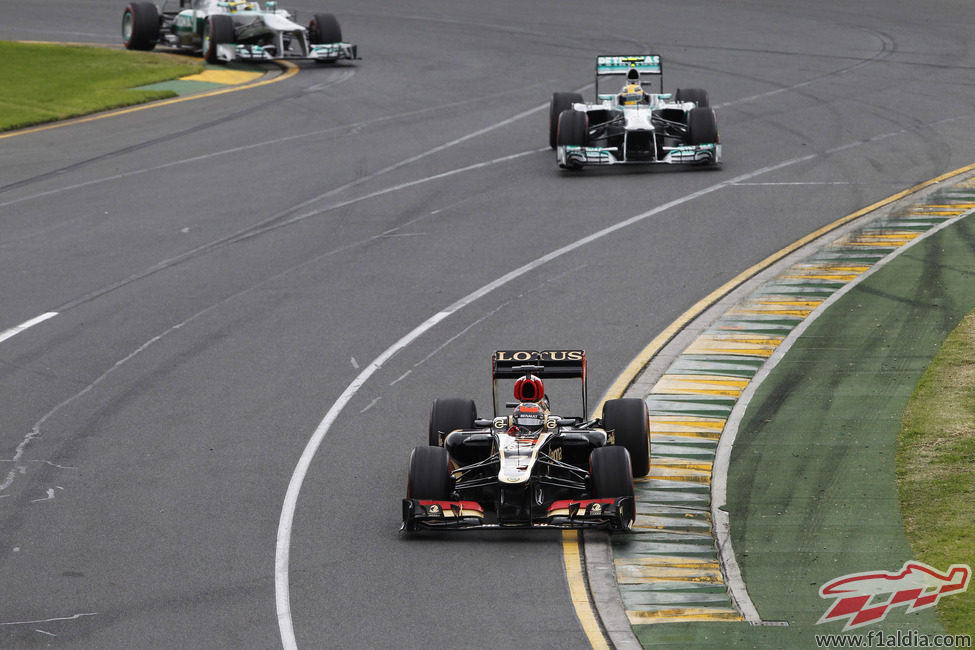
[401,350,650,532]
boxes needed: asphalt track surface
[3,1,975,647]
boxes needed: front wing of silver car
[558,143,721,169]
[213,40,357,62]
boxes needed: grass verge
[898,309,975,636]
[0,41,203,132]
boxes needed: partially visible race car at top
[550,54,720,170]
[402,350,650,532]
[121,0,358,64]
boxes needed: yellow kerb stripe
[561,530,609,649]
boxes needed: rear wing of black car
[491,350,588,417]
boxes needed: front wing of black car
[401,496,634,532]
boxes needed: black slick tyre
[309,13,342,44]
[407,446,451,500]
[428,398,477,446]
[590,446,634,499]
[556,110,588,147]
[122,2,159,51]
[549,92,583,149]
[687,107,719,146]
[556,110,588,169]
[555,110,589,169]
[204,14,235,64]
[676,87,710,108]
[602,398,650,477]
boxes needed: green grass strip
[898,310,975,636]
[0,41,203,132]
[701,216,975,648]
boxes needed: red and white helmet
[513,374,545,402]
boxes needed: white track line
[0,312,58,344]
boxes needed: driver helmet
[620,83,645,105]
[620,67,645,105]
[512,402,544,432]
[513,374,545,402]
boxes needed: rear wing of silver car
[491,349,588,417]
[595,54,663,100]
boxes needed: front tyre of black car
[590,446,634,499]
[407,446,451,500]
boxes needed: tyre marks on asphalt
[614,177,975,630]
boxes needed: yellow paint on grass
[684,334,783,357]
[649,416,724,440]
[729,298,823,318]
[627,608,744,624]
[181,68,263,84]
[652,375,749,397]
[616,565,724,583]
[623,555,720,568]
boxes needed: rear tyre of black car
[676,87,710,108]
[549,92,583,149]
[204,14,235,64]
[687,106,719,146]
[602,398,650,477]
[122,2,159,51]
[309,13,342,44]
[590,446,634,499]
[407,446,451,500]
[428,397,477,446]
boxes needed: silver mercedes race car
[550,54,720,170]
[121,0,358,64]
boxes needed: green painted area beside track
[0,41,204,132]
[722,215,975,647]
[628,195,975,648]
[133,62,267,96]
